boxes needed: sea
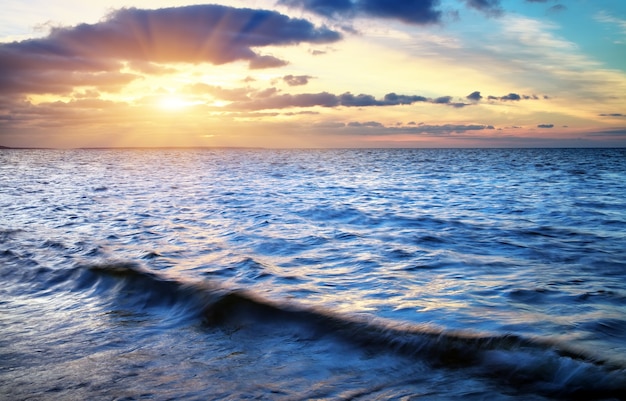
[1,148,625,400]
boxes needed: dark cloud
[283,75,314,86]
[177,84,467,111]
[235,92,340,110]
[232,91,453,110]
[278,0,442,25]
[462,0,503,17]
[537,124,554,128]
[358,0,442,24]
[479,92,545,102]
[467,91,483,101]
[0,4,341,95]
[322,122,497,136]
[347,121,384,127]
[431,95,469,108]
[280,0,354,18]
[396,124,495,135]
[599,113,625,117]
[339,92,378,107]
[500,93,522,101]
[433,96,453,104]
[383,93,429,104]
[548,5,567,13]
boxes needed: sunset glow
[158,95,199,111]
[1,0,625,148]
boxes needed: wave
[51,262,625,400]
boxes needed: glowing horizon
[1,0,625,148]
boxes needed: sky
[1,0,625,148]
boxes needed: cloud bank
[334,122,497,136]
[278,0,442,25]
[277,0,543,23]
[229,91,448,110]
[189,87,547,111]
[0,4,341,95]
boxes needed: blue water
[1,148,625,400]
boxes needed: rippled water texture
[1,148,625,400]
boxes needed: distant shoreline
[1,145,625,150]
[0,145,53,149]
[0,145,265,150]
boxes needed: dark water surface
[1,148,625,400]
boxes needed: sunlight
[158,95,196,111]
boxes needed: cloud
[548,5,567,14]
[499,93,522,101]
[313,121,347,129]
[279,0,354,18]
[283,75,314,86]
[231,90,451,110]
[537,124,554,128]
[219,88,541,111]
[429,96,469,108]
[126,61,178,74]
[329,122,497,136]
[278,0,442,25]
[599,113,626,117]
[249,55,289,69]
[482,92,545,102]
[433,96,453,104]
[235,92,340,110]
[462,0,504,17]
[187,83,252,101]
[383,93,429,104]
[347,121,384,127]
[0,4,341,95]
[585,128,626,137]
[594,11,626,40]
[255,88,280,98]
[393,124,496,135]
[467,91,483,101]
[358,0,442,24]
[338,92,378,106]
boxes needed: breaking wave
[42,261,624,400]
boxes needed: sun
[158,95,196,111]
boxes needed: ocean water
[1,148,625,400]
